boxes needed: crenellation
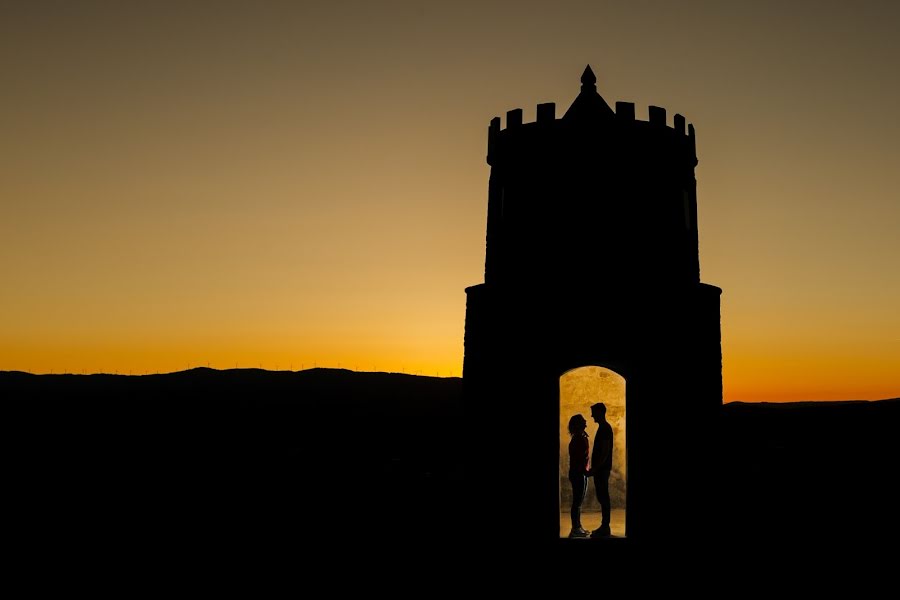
[491,101,693,139]
[616,102,635,121]
[487,116,501,162]
[536,102,556,122]
[648,105,666,126]
[506,108,523,128]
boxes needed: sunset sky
[2,2,898,401]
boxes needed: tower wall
[463,69,722,552]
[484,102,701,291]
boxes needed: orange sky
[1,2,898,401]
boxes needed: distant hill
[4,366,463,482]
[5,368,465,558]
[719,396,900,546]
[4,368,898,556]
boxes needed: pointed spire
[563,63,614,121]
[581,64,597,88]
[581,65,597,95]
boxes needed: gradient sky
[2,1,898,401]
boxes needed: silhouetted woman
[567,414,590,537]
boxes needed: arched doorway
[559,365,627,537]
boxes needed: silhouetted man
[588,402,612,537]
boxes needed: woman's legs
[570,474,587,530]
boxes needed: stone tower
[462,66,722,548]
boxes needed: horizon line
[1,367,896,404]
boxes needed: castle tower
[463,66,722,548]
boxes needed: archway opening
[559,365,627,538]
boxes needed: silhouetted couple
[567,402,613,538]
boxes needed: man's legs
[593,470,611,536]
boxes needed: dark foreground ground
[5,368,899,569]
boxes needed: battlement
[486,67,699,167]
[486,94,698,169]
[488,101,695,150]
[493,101,694,133]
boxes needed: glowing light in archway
[559,365,627,537]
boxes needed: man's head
[590,402,607,423]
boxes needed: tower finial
[581,65,597,90]
[564,63,613,120]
